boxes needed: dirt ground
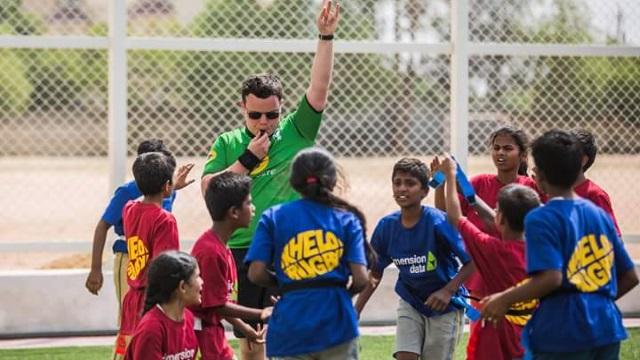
[0,155,638,269]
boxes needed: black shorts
[231,248,279,338]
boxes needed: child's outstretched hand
[173,163,195,190]
[425,287,455,312]
[260,306,273,321]
[242,323,267,351]
[440,156,456,177]
[479,292,508,327]
[429,156,441,174]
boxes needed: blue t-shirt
[371,206,471,317]
[524,198,634,353]
[101,180,176,243]
[245,199,367,357]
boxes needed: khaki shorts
[113,252,130,360]
[395,298,463,360]
[114,252,129,324]
[270,338,358,360]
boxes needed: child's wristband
[428,170,446,189]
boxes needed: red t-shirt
[189,229,237,360]
[120,201,180,335]
[574,179,621,235]
[460,174,543,296]
[125,306,198,360]
[458,218,527,360]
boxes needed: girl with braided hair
[246,147,371,359]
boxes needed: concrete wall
[1,264,639,337]
[0,269,119,337]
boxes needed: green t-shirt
[203,95,323,248]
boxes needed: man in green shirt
[200,1,341,359]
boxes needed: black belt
[280,279,347,294]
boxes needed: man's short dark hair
[241,74,283,103]
[205,172,252,221]
[572,129,597,172]
[392,158,430,189]
[497,184,541,232]
[132,152,175,196]
[532,130,582,188]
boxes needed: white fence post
[450,0,470,169]
[108,0,128,191]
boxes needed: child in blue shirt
[355,158,474,360]
[245,147,369,359]
[85,139,194,306]
[481,129,639,358]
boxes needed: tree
[0,0,44,35]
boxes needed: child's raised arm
[470,196,496,228]
[431,156,447,212]
[441,156,497,230]
[441,157,462,226]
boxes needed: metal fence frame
[1,0,639,245]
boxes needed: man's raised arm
[306,0,340,111]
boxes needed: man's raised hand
[317,0,340,36]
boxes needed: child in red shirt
[572,129,621,235]
[440,156,541,360]
[125,251,202,360]
[434,127,544,302]
[190,172,272,360]
[116,152,180,358]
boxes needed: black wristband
[238,149,261,171]
[319,34,334,41]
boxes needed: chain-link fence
[0,0,639,268]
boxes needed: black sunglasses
[247,111,280,120]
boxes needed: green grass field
[1,329,639,360]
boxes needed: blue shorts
[112,238,127,254]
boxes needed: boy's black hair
[143,251,198,314]
[241,74,283,103]
[572,129,597,172]
[137,139,166,155]
[392,158,430,189]
[205,172,252,221]
[132,152,175,196]
[531,130,582,188]
[290,147,377,266]
[490,127,530,176]
[497,184,541,232]
[136,138,177,168]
